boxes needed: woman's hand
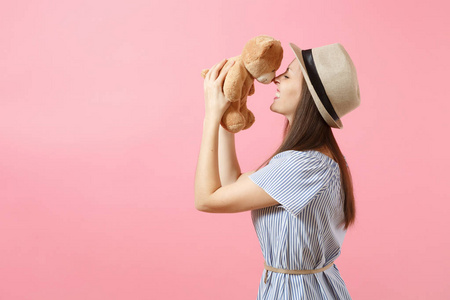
[203,59,235,123]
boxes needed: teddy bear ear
[258,42,275,57]
[254,37,281,59]
[242,35,283,68]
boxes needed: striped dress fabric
[249,150,352,300]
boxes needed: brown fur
[201,35,283,133]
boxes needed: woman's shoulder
[273,150,337,167]
[271,150,320,163]
[275,149,319,158]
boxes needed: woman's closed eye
[284,75,289,78]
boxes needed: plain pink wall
[1,0,449,299]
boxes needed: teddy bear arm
[201,69,209,78]
[248,83,255,96]
[223,65,245,102]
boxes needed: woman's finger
[208,60,223,81]
[209,59,227,81]
[216,61,234,86]
[205,63,216,81]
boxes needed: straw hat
[289,42,361,129]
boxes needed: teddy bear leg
[242,109,255,130]
[243,109,255,130]
[239,98,255,130]
[222,101,246,133]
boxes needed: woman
[195,42,360,299]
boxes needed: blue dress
[249,150,352,300]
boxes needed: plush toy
[201,35,283,133]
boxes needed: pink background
[1,0,449,299]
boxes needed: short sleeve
[249,152,332,217]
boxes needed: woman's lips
[274,90,280,99]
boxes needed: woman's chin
[270,101,279,112]
[270,105,286,117]
[270,104,280,114]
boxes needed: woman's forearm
[194,117,222,209]
[218,125,241,186]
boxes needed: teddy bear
[201,35,283,133]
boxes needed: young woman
[195,42,360,299]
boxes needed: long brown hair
[256,77,356,230]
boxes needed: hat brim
[289,43,343,129]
